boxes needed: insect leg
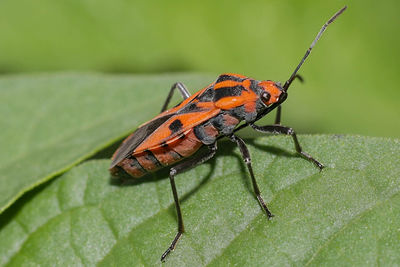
[274,106,282,124]
[250,124,324,169]
[229,134,274,218]
[161,143,217,261]
[161,82,191,112]
[275,74,304,124]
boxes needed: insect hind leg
[161,143,217,261]
[229,134,274,219]
[160,82,191,112]
[250,124,324,169]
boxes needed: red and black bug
[110,6,346,261]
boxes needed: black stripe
[214,86,243,101]
[196,87,214,102]
[128,155,146,173]
[158,141,183,160]
[145,150,162,167]
[216,74,245,83]
[167,149,182,161]
[112,165,130,177]
[250,79,259,93]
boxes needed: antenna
[283,6,347,92]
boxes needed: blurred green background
[0,0,398,137]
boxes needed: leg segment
[274,106,282,125]
[229,135,274,218]
[161,82,191,112]
[250,124,324,169]
[161,143,217,261]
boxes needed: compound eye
[261,92,270,104]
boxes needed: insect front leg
[250,124,324,169]
[160,82,191,112]
[229,134,274,218]
[275,74,304,124]
[274,106,282,124]
[161,143,217,261]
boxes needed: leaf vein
[69,212,85,266]
[305,190,400,266]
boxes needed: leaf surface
[1,135,399,266]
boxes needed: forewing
[110,113,174,168]
[111,81,218,167]
[134,102,220,153]
[150,81,214,120]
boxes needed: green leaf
[0,73,214,214]
[1,135,399,266]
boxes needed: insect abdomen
[111,129,204,178]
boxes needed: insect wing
[134,105,220,153]
[111,82,218,168]
[110,113,174,168]
[152,82,214,120]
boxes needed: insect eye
[261,92,270,103]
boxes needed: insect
[110,6,346,261]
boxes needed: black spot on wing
[214,86,243,101]
[169,119,183,133]
[110,113,174,168]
